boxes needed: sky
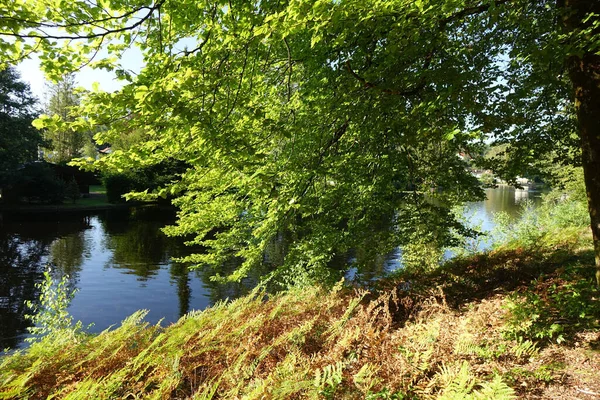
[16,47,145,103]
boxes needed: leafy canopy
[0,0,582,281]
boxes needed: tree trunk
[564,0,600,285]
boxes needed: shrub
[503,262,600,344]
[5,163,65,204]
[24,269,86,345]
[492,192,588,251]
[64,178,81,203]
[479,172,497,187]
[102,173,139,203]
[101,160,188,204]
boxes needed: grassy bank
[1,225,598,399]
[0,187,133,213]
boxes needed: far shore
[0,187,132,214]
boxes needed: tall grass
[492,170,589,251]
[491,196,588,251]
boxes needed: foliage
[401,240,445,272]
[491,177,589,251]
[1,217,598,398]
[478,172,496,187]
[1,0,600,289]
[101,159,187,203]
[20,0,594,281]
[0,281,519,399]
[492,201,543,250]
[64,177,80,203]
[102,172,139,203]
[314,361,344,398]
[0,66,41,187]
[503,290,566,344]
[434,362,515,400]
[40,74,87,164]
[448,205,488,258]
[502,263,600,344]
[24,269,85,344]
[3,162,65,204]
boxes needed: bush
[503,264,600,344]
[492,191,588,251]
[479,172,497,187]
[101,160,188,204]
[4,163,65,204]
[102,173,140,203]
[24,269,87,344]
[65,178,81,204]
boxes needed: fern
[435,363,515,400]
[437,361,477,398]
[473,375,516,399]
[398,343,434,378]
[192,378,221,400]
[454,334,493,359]
[353,363,382,394]
[511,340,538,359]
[314,361,344,398]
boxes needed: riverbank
[1,228,598,399]
[0,190,129,214]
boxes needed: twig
[575,387,600,396]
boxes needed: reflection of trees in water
[190,227,398,306]
[346,248,388,283]
[0,234,46,349]
[169,262,191,317]
[50,231,90,276]
[0,214,89,349]
[483,187,543,220]
[98,207,266,308]
[189,254,275,307]
[98,209,196,317]
[98,209,182,279]
[484,187,518,217]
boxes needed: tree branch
[439,0,513,29]
[1,0,166,41]
[345,60,429,96]
[344,0,512,96]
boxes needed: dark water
[0,207,261,349]
[0,186,542,350]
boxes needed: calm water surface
[0,186,542,349]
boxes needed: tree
[1,0,598,283]
[562,0,600,286]
[42,74,85,163]
[0,66,41,187]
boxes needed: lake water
[0,186,542,349]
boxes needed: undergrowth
[1,186,599,399]
[2,228,598,399]
[0,281,521,399]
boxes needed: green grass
[0,186,126,211]
[88,185,106,194]
[60,194,112,208]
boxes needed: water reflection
[0,214,92,349]
[353,186,545,277]
[99,212,177,279]
[483,186,541,218]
